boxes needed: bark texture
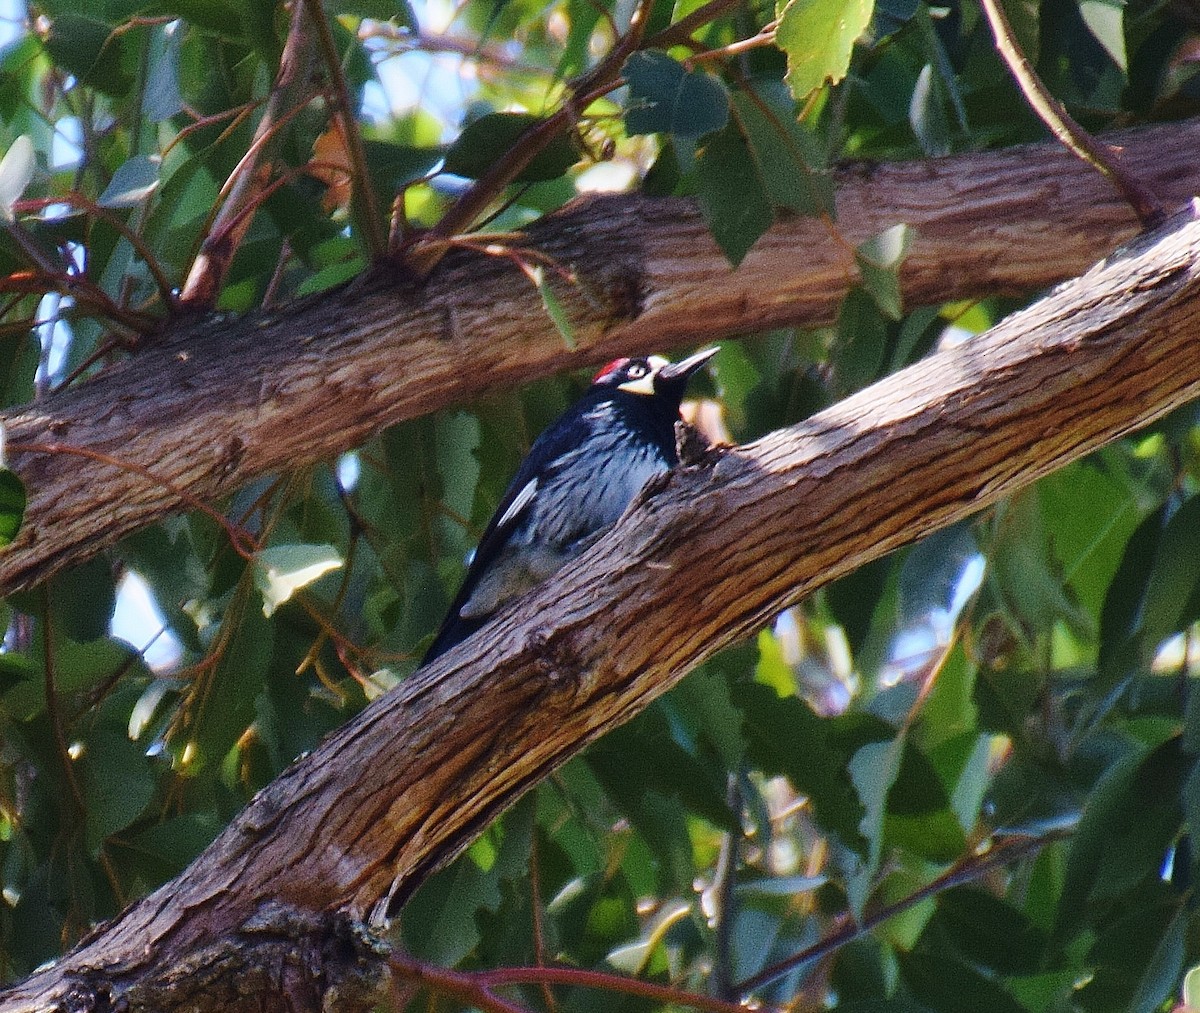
[2,193,1199,1013]
[3,119,1200,594]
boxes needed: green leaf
[1079,0,1127,72]
[934,887,1047,975]
[900,951,1028,1013]
[835,288,887,394]
[0,467,26,547]
[79,728,156,855]
[442,113,580,182]
[909,63,950,157]
[1037,461,1139,620]
[4,637,148,721]
[151,1,245,39]
[51,556,117,643]
[44,15,132,96]
[363,138,442,191]
[731,88,833,216]
[856,224,913,320]
[776,0,874,100]
[622,51,730,138]
[1053,735,1188,943]
[694,122,774,265]
[533,266,576,349]
[1127,906,1187,1013]
[143,22,183,122]
[255,544,343,617]
[99,155,161,208]
[734,682,876,852]
[847,736,903,916]
[183,584,274,780]
[1099,496,1200,691]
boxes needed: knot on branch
[526,627,591,699]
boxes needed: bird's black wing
[421,399,600,663]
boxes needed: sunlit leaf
[0,136,34,222]
[255,544,343,617]
[99,155,161,208]
[776,0,874,99]
[1079,0,1127,71]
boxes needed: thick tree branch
[3,192,1199,1013]
[2,119,1198,595]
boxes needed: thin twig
[361,23,538,72]
[164,99,263,159]
[16,195,178,309]
[40,586,86,820]
[685,24,777,67]
[406,0,652,271]
[304,0,387,258]
[8,442,258,559]
[735,828,1073,994]
[978,0,1163,227]
[527,834,558,1013]
[392,950,762,1013]
[646,0,746,49]
[709,774,742,1001]
[481,965,759,1013]
[179,2,316,306]
[390,953,534,1013]
[1,220,153,334]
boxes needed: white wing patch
[497,477,538,532]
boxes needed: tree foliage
[0,0,1199,1010]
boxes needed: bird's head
[591,347,718,399]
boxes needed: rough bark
[4,119,1200,594]
[2,191,1199,1012]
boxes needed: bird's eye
[627,363,647,378]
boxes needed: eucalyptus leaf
[255,544,343,618]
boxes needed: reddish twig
[685,22,777,66]
[179,2,316,306]
[15,195,178,309]
[8,442,258,559]
[978,0,1163,227]
[390,954,533,1013]
[165,99,263,159]
[1,221,154,334]
[527,835,558,1013]
[736,828,1073,994]
[391,952,762,1013]
[646,0,746,49]
[406,0,652,271]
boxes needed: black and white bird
[422,347,718,663]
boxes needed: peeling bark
[3,119,1200,593]
[2,194,1198,1013]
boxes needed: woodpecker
[422,347,719,663]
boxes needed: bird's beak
[658,346,719,383]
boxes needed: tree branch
[3,194,1199,1013]
[1,119,1199,595]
